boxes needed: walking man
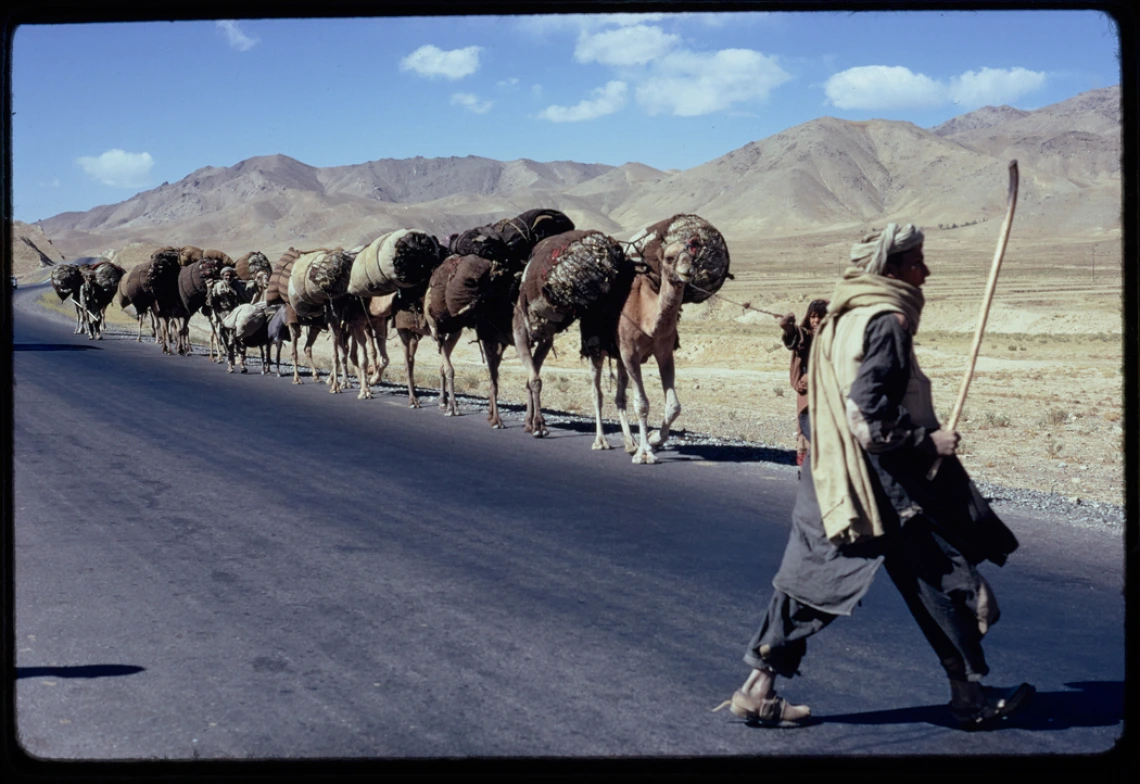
[722,224,1033,730]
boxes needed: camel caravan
[50,210,731,464]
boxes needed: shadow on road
[13,343,102,352]
[817,681,1123,731]
[16,665,145,679]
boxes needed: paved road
[8,283,1126,765]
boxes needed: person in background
[781,299,829,470]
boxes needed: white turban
[849,223,924,275]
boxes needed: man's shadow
[816,681,1123,731]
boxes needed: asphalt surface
[7,283,1128,768]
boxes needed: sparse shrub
[1104,411,1121,423]
[1041,407,1068,427]
[1019,346,1027,351]
[774,387,785,397]
[1044,434,1064,459]
[1008,345,1018,351]
[981,412,1012,428]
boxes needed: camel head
[662,235,700,287]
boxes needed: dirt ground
[31,228,1125,507]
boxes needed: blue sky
[9,8,1121,223]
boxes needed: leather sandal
[724,688,812,727]
[949,683,1035,731]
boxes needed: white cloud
[451,93,493,114]
[399,45,482,80]
[39,178,60,188]
[636,49,792,117]
[531,84,543,98]
[824,66,944,110]
[76,150,154,188]
[949,67,1047,107]
[216,20,258,52]
[497,77,520,90]
[825,65,1047,111]
[574,24,680,67]
[537,81,628,122]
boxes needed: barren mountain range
[13,85,1121,273]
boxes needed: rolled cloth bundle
[266,249,301,309]
[848,223,924,275]
[443,254,494,321]
[120,262,153,309]
[288,249,352,319]
[90,261,125,292]
[426,255,464,333]
[178,260,224,314]
[177,246,204,267]
[493,208,575,265]
[347,229,442,296]
[151,246,182,268]
[143,252,181,296]
[626,214,731,304]
[201,248,234,267]
[450,225,511,266]
[520,230,626,330]
[235,251,272,281]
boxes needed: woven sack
[235,252,272,281]
[625,214,730,304]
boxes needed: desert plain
[17,224,1125,510]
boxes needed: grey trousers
[744,508,990,683]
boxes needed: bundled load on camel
[87,260,126,293]
[443,255,495,321]
[625,213,731,303]
[223,300,270,340]
[202,248,233,266]
[50,264,83,300]
[347,229,442,297]
[143,251,182,296]
[177,258,229,314]
[149,246,182,267]
[427,255,463,333]
[177,246,204,266]
[448,225,511,266]
[519,230,627,330]
[266,248,301,310]
[235,251,272,282]
[119,261,153,310]
[492,208,576,265]
[288,248,353,319]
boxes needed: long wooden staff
[928,160,1019,480]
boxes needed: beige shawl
[808,268,925,544]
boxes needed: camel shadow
[12,343,102,352]
[815,681,1123,731]
[16,664,145,679]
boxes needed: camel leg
[483,337,506,429]
[400,329,421,408]
[613,360,636,452]
[649,350,681,448]
[589,355,613,450]
[512,317,553,437]
[439,331,462,416]
[327,322,344,394]
[290,324,304,384]
[304,327,321,383]
[355,323,374,399]
[366,315,390,387]
[622,354,655,464]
